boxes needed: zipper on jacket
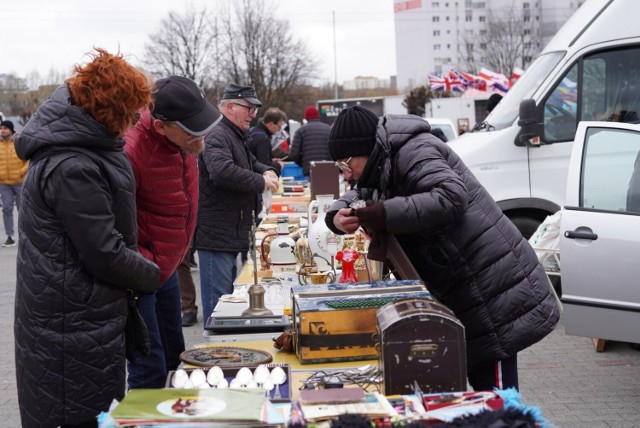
[181,151,193,258]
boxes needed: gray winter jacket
[326,114,560,372]
[195,116,276,252]
[289,119,332,176]
[14,85,160,427]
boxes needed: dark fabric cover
[248,121,282,172]
[325,114,560,372]
[289,119,332,176]
[195,116,275,252]
[13,85,160,427]
[124,110,200,283]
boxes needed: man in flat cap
[125,75,222,388]
[195,83,279,325]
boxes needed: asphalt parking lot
[1,213,639,427]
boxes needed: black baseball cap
[222,83,262,106]
[152,76,222,137]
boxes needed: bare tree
[142,6,219,88]
[460,4,541,76]
[403,86,433,117]
[217,0,318,109]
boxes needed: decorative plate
[179,346,273,368]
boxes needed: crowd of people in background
[7,47,558,427]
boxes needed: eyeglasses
[336,157,353,173]
[232,103,259,114]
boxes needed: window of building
[479,16,486,22]
[523,2,530,8]
[432,2,440,7]
[433,16,440,22]
[434,30,440,36]
[434,44,441,50]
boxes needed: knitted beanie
[304,106,320,120]
[328,106,379,161]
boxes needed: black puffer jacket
[289,119,332,176]
[326,114,559,372]
[14,85,160,428]
[196,116,276,252]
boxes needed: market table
[196,299,378,401]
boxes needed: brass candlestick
[242,212,273,316]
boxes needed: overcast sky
[3,0,397,85]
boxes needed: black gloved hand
[355,200,386,233]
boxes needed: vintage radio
[376,298,466,395]
[291,280,430,364]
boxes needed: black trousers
[467,353,519,391]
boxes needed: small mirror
[515,99,540,146]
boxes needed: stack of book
[297,387,396,423]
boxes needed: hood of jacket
[15,84,123,161]
[358,114,432,196]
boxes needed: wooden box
[290,280,427,334]
[376,298,466,395]
[291,280,430,364]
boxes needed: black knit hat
[328,106,379,161]
[0,120,15,134]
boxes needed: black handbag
[124,290,151,362]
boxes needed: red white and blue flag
[429,74,465,92]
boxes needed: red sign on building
[394,0,422,13]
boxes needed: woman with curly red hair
[13,49,161,428]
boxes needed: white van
[448,0,640,237]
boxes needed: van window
[543,64,578,141]
[544,47,640,143]
[487,51,564,130]
[580,127,640,213]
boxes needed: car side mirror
[515,99,541,146]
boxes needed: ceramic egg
[270,366,287,385]
[253,365,270,384]
[206,366,224,386]
[235,367,253,385]
[171,369,189,388]
[189,368,206,386]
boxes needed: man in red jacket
[125,76,221,388]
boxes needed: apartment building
[394,0,583,91]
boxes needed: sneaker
[3,236,15,247]
[182,313,197,327]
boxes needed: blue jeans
[127,272,185,389]
[0,183,21,237]
[198,250,238,326]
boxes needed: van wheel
[509,216,541,240]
